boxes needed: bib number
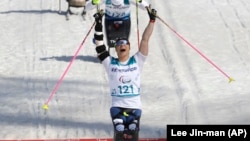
[118,85,134,94]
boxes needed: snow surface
[1,0,250,139]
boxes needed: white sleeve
[102,56,111,73]
[140,0,150,8]
[134,52,147,72]
[130,0,149,10]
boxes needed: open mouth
[120,49,126,52]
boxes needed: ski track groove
[153,0,188,124]
[212,0,250,72]
[38,0,46,138]
[240,0,250,13]
[156,1,209,124]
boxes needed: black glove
[93,10,104,24]
[147,6,157,22]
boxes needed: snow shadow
[0,76,166,138]
[40,55,100,63]
[0,9,65,15]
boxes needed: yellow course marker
[228,77,235,83]
[42,104,49,110]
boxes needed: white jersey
[85,0,149,21]
[102,52,146,109]
[105,0,130,20]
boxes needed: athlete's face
[115,40,130,61]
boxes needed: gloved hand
[136,0,142,3]
[92,0,100,5]
[146,5,157,22]
[93,10,104,24]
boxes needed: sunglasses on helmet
[115,39,129,47]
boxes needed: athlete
[93,5,157,140]
[86,0,149,48]
[66,0,89,18]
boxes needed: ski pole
[135,0,140,48]
[156,15,234,83]
[42,21,96,110]
[59,0,61,14]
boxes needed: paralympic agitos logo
[119,76,131,83]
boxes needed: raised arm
[139,6,157,56]
[94,10,110,61]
